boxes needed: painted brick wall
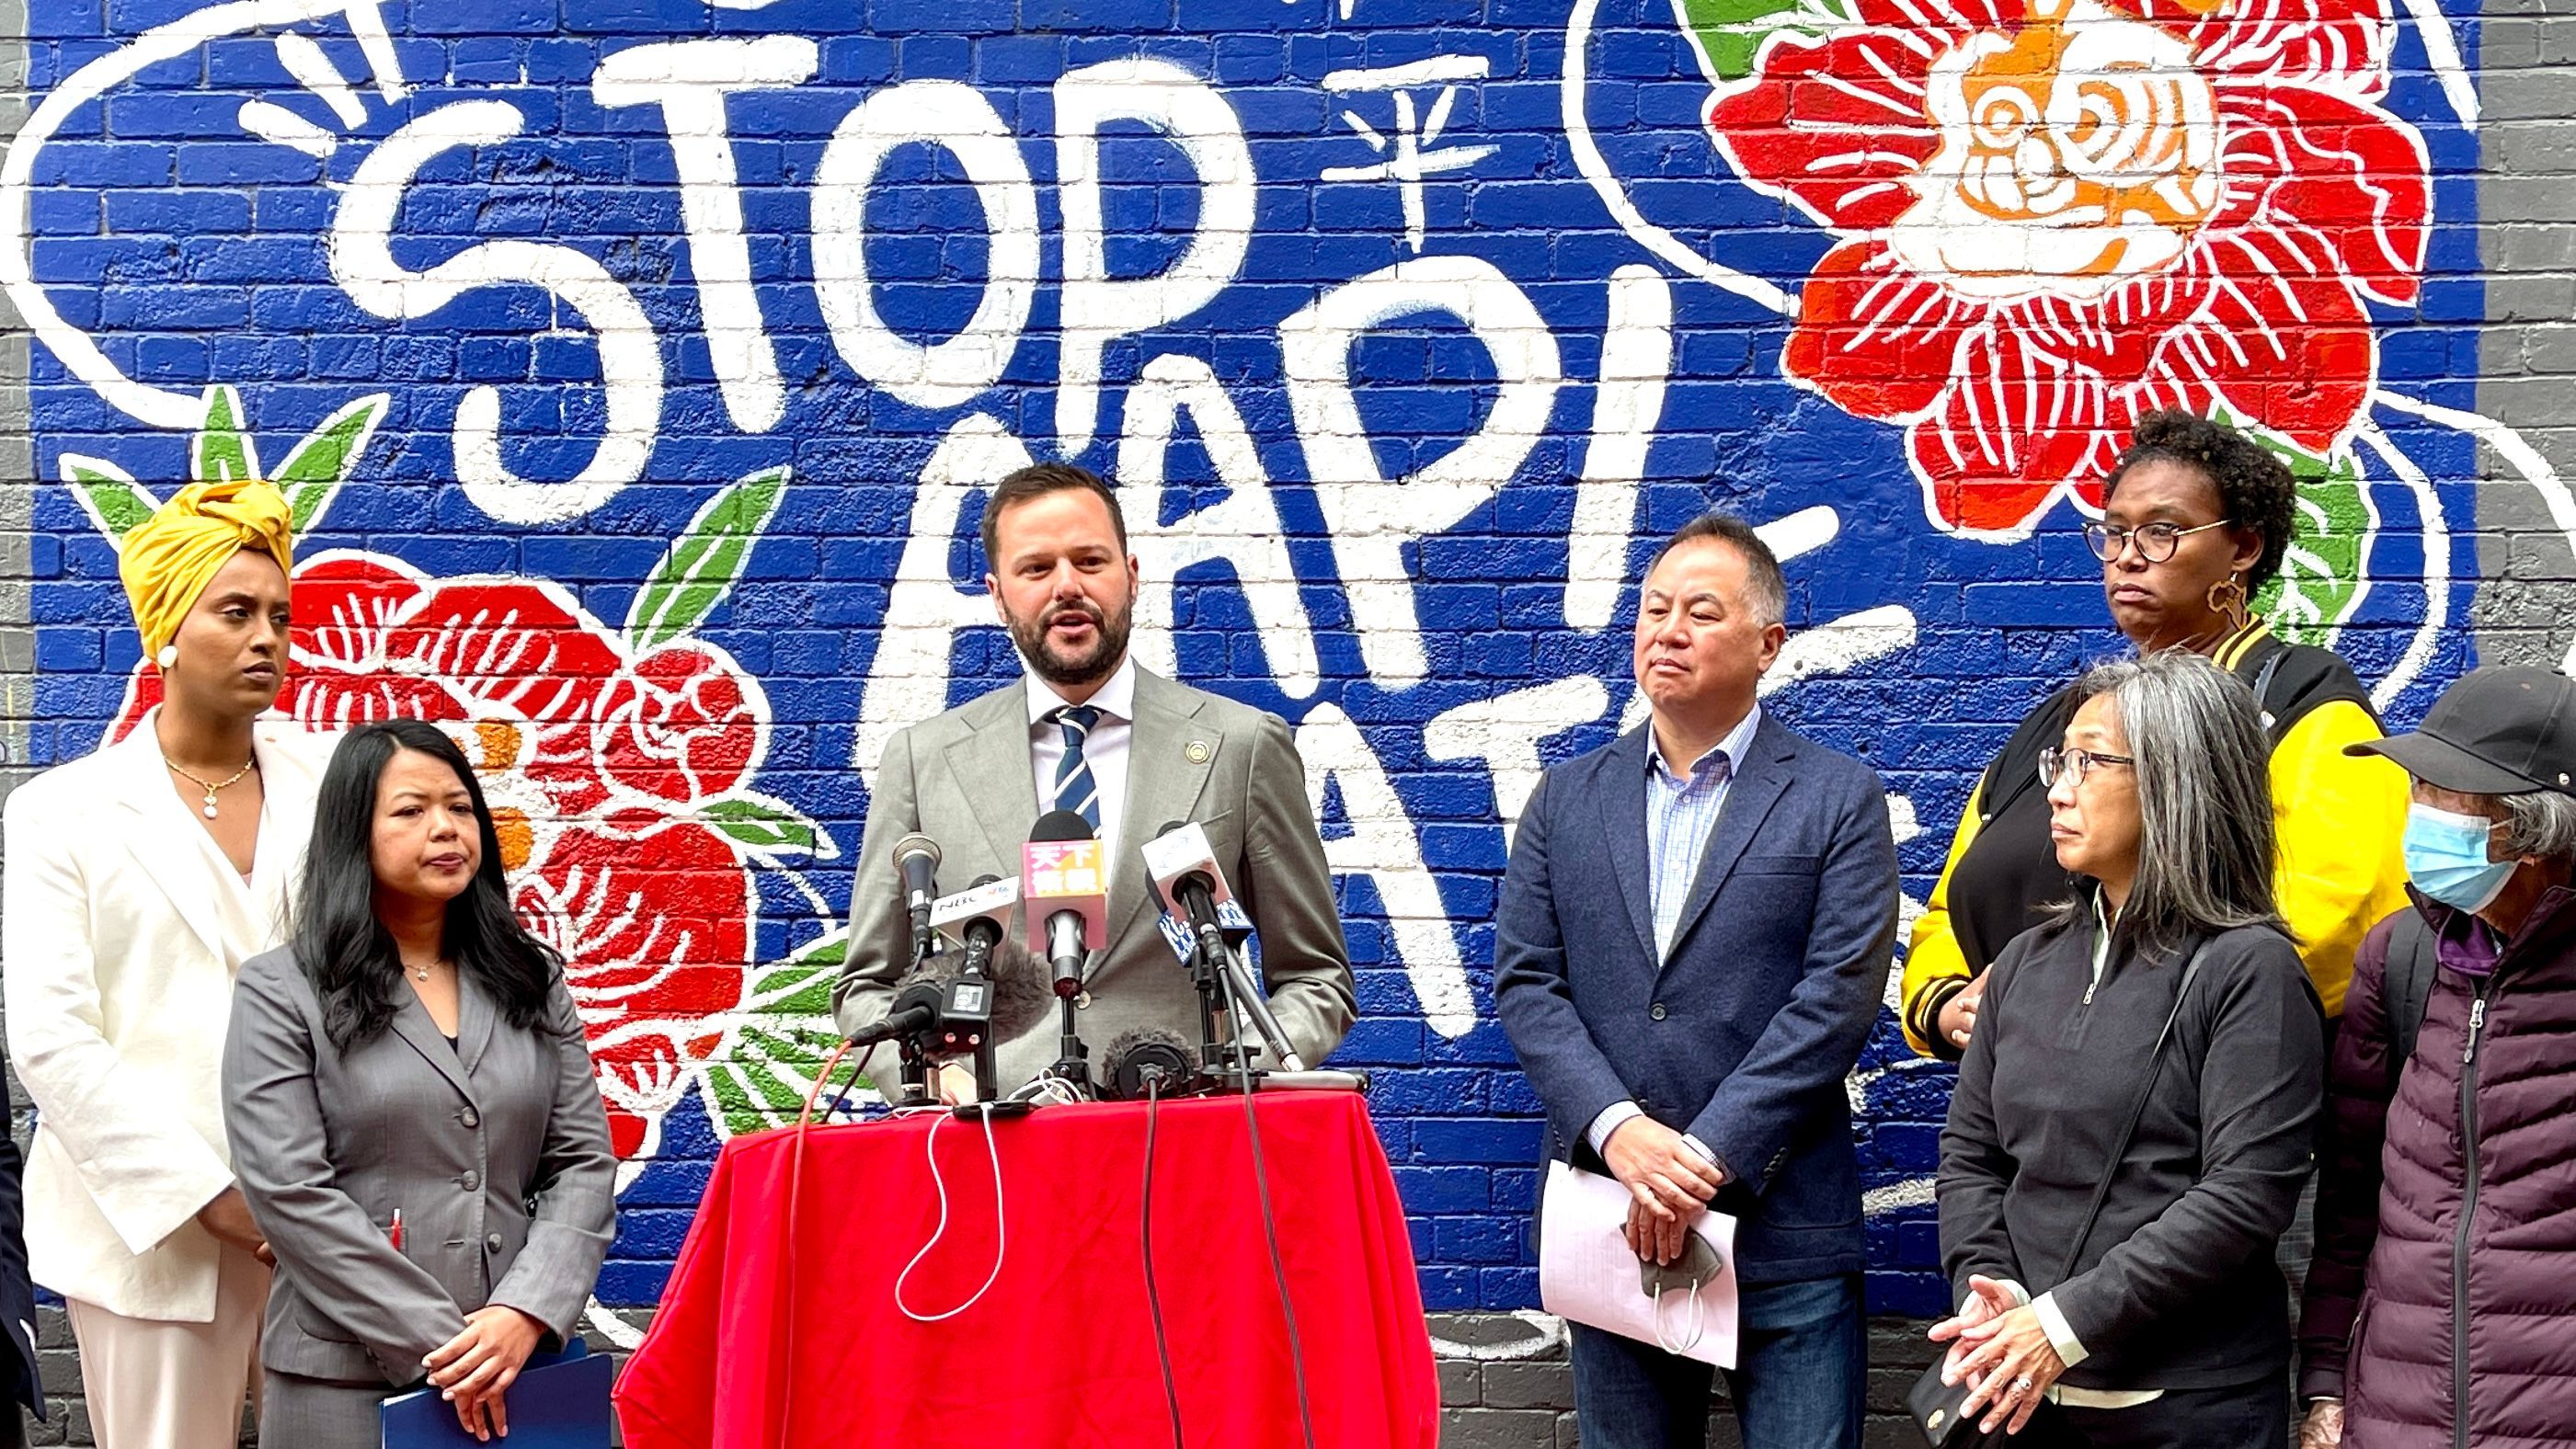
[0,0,2564,1434]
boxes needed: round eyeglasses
[2038,747,2135,788]
[2083,519,2235,564]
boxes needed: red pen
[389,1209,405,1251]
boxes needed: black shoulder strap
[2385,909,2437,1079]
[2056,941,2209,1285]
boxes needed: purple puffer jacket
[2300,889,2576,1449]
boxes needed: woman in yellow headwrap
[2,476,338,1449]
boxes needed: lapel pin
[1185,740,1210,764]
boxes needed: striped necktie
[1048,705,1103,830]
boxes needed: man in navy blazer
[1496,514,1897,1449]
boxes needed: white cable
[893,1104,1008,1323]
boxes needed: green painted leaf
[2247,440,2371,647]
[190,385,261,486]
[702,793,831,858]
[62,457,157,542]
[272,394,389,534]
[624,466,790,654]
[1672,0,1846,85]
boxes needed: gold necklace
[403,957,444,983]
[164,756,257,819]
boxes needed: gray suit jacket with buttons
[222,947,617,1386]
[833,667,1357,1091]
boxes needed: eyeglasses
[2083,519,2235,564]
[2039,747,2135,787]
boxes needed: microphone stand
[1049,992,1093,1099]
[1206,942,1367,1096]
[893,930,943,1107]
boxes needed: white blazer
[1,712,335,1320]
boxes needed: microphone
[930,873,1018,975]
[1141,820,1308,1072]
[1023,810,1106,998]
[1100,1028,1196,1101]
[848,964,950,1047]
[893,833,942,961]
[1140,819,1231,965]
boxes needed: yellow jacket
[1901,639,2410,1055]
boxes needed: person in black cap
[2296,665,2576,1449]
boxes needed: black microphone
[893,833,942,960]
[1101,1028,1197,1101]
[848,969,948,1047]
[980,934,1059,1044]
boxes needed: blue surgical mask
[2403,802,2514,913]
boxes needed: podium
[614,1090,1440,1449]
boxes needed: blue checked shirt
[1583,705,1763,1165]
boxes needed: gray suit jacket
[222,948,618,1386]
[833,667,1356,1090]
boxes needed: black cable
[1139,1079,1186,1449]
[824,1043,878,1121]
[1229,972,1319,1449]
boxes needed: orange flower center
[1896,0,2223,299]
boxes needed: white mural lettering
[593,37,819,436]
[1280,255,1563,690]
[1053,59,1258,455]
[813,80,1038,409]
[1296,703,1477,1039]
[1565,264,1673,630]
[1116,353,1322,698]
[327,99,665,525]
[1321,57,1499,255]
[1422,677,1613,850]
[853,413,1033,783]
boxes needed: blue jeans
[1569,1272,1865,1449]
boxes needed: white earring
[155,645,177,669]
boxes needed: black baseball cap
[2347,666,2576,796]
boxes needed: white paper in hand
[1539,1160,1739,1368]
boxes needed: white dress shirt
[1026,655,1138,873]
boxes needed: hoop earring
[155,645,177,670]
[2205,575,2250,631]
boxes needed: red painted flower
[113,552,773,1160]
[1702,0,2428,536]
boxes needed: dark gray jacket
[222,947,617,1387]
[1939,907,2324,1391]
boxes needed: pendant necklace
[166,757,257,819]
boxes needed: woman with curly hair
[1900,410,2411,1060]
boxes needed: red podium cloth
[614,1090,1440,1449]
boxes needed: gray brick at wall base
[1429,1313,1942,1449]
[8,1308,1940,1447]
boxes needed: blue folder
[380,1341,613,1449]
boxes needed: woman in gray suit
[223,720,616,1444]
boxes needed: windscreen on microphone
[1030,809,1093,844]
[980,935,1059,1043]
[1100,1028,1197,1101]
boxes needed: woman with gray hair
[2296,666,2576,1449]
[1931,651,2326,1445]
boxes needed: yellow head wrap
[119,478,296,658]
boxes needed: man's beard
[1006,596,1133,689]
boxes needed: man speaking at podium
[833,462,1356,1093]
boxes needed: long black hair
[292,719,560,1052]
